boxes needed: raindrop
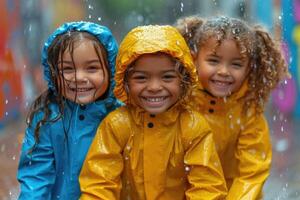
[88,15,92,19]
[176,40,180,45]
[5,112,8,116]
[125,156,129,160]
[284,79,288,84]
[24,65,26,68]
[180,2,184,12]
[278,15,282,20]
[261,152,266,159]
[281,126,284,132]
[236,118,241,124]
[240,125,244,130]
[137,15,144,23]
[97,17,102,21]
[5,99,8,104]
[88,4,94,10]
[214,162,219,167]
[185,166,190,172]
[273,115,276,121]
[228,114,233,119]
[12,155,16,160]
[29,24,32,32]
[275,139,288,152]
[126,145,131,150]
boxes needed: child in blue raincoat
[17,21,122,200]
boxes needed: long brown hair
[27,31,110,145]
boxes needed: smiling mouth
[142,97,167,102]
[211,80,232,86]
[69,87,94,92]
[141,96,169,107]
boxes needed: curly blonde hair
[175,16,289,114]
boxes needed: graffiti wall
[0,0,23,129]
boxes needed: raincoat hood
[114,25,197,104]
[42,21,118,98]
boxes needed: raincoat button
[208,108,214,113]
[79,114,85,120]
[210,100,216,105]
[147,122,154,128]
[80,105,86,110]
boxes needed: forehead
[133,53,175,71]
[201,37,240,53]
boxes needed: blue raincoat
[17,22,122,200]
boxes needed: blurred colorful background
[0,0,299,199]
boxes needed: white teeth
[213,80,230,86]
[70,88,91,92]
[145,97,165,102]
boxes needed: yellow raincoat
[79,25,227,200]
[192,82,272,200]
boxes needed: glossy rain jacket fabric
[192,82,272,199]
[79,25,227,200]
[17,21,122,200]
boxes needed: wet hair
[123,52,191,105]
[27,31,110,145]
[175,16,289,113]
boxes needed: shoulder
[179,109,212,139]
[101,106,131,128]
[28,103,61,128]
[180,109,211,130]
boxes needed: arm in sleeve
[79,115,125,200]
[17,117,55,200]
[184,113,228,200]
[227,114,271,200]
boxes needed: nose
[74,70,88,82]
[217,65,230,76]
[147,79,162,92]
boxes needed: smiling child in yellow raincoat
[79,25,228,200]
[175,16,289,199]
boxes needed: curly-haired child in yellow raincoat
[175,16,289,199]
[79,25,228,200]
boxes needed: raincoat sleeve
[227,112,271,200]
[183,111,227,200]
[79,110,128,200]
[17,113,55,200]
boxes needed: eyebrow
[207,54,243,60]
[132,69,176,73]
[58,59,100,65]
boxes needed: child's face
[195,37,249,97]
[127,53,181,115]
[58,39,109,104]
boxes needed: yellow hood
[114,25,197,104]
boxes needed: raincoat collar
[114,25,198,107]
[128,104,180,126]
[195,80,248,110]
[41,21,118,102]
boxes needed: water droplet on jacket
[185,166,190,172]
